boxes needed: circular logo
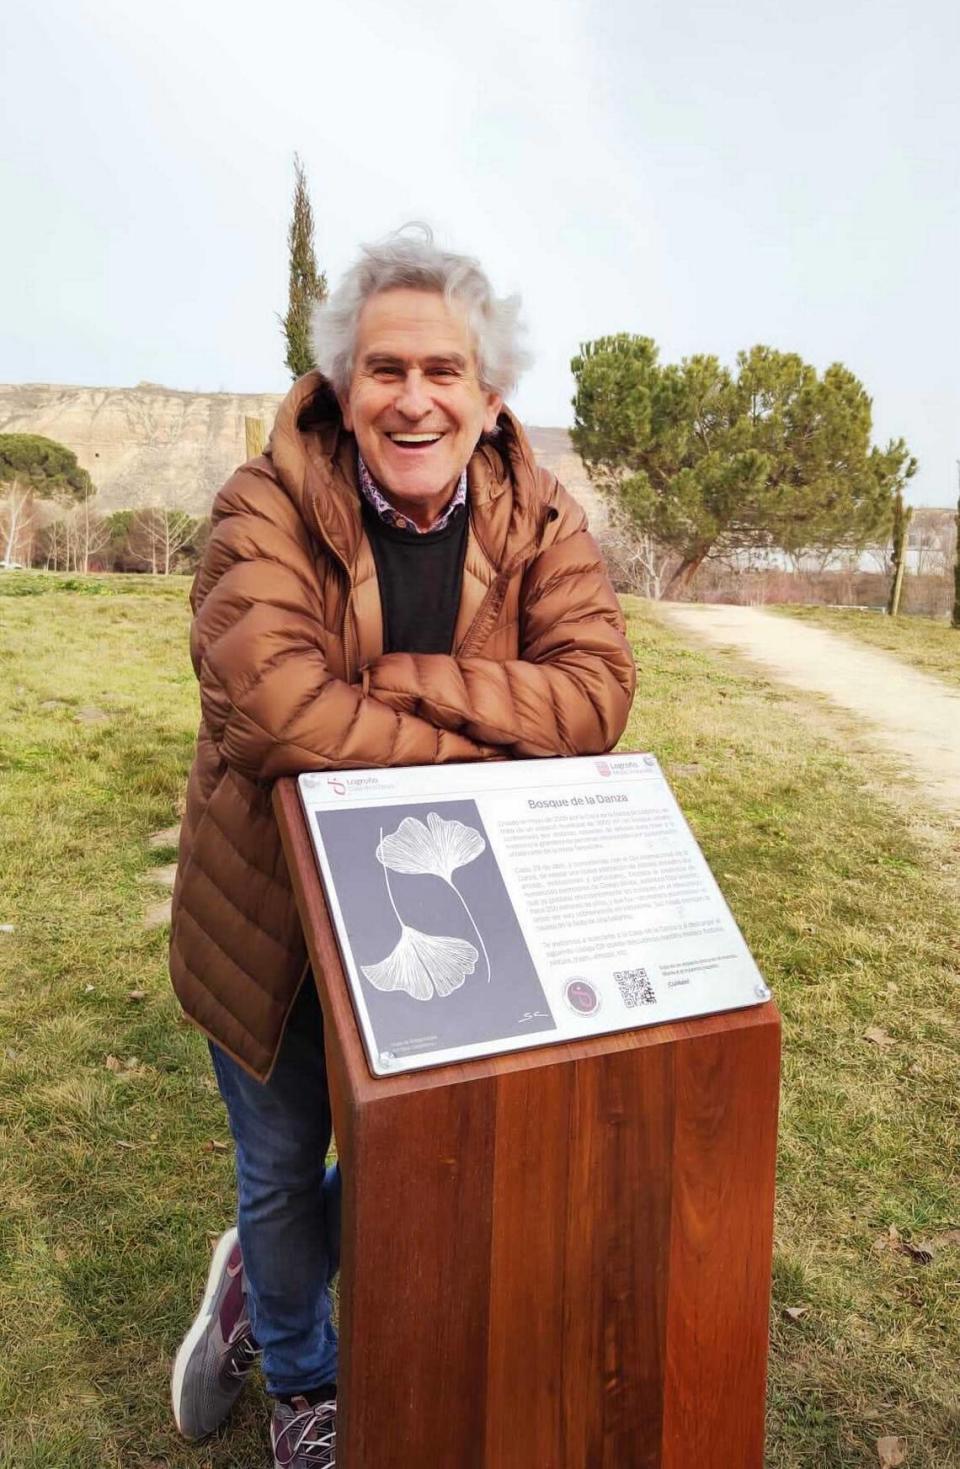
[564,978,601,1016]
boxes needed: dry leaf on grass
[104,1055,143,1076]
[876,1435,907,1467]
[127,989,147,1002]
[204,1139,230,1153]
[863,1025,896,1049]
[782,1306,809,1322]
[872,1224,933,1264]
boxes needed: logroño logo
[595,760,611,777]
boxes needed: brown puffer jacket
[170,372,636,1078]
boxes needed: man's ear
[337,392,354,431]
[482,392,503,435]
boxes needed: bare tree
[0,485,37,567]
[862,538,894,576]
[39,516,67,570]
[909,507,955,577]
[597,522,675,599]
[129,507,197,574]
[67,500,111,573]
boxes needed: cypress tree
[886,485,912,617]
[282,154,326,380]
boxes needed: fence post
[245,416,267,460]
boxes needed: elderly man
[169,228,635,1466]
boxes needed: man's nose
[394,372,431,420]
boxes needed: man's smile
[385,431,446,447]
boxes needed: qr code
[613,967,656,1008]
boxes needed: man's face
[340,288,502,525]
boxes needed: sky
[2,0,957,505]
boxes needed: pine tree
[281,154,326,380]
[571,336,914,597]
[0,433,94,568]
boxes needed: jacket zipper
[310,498,360,674]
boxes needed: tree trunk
[886,489,912,617]
[1,483,31,566]
[888,548,908,617]
[663,548,710,599]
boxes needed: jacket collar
[266,371,543,575]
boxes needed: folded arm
[192,489,497,781]
[366,524,636,758]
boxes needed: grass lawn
[1,573,959,1467]
[774,604,960,692]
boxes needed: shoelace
[274,1399,336,1464]
[226,1329,260,1382]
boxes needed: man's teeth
[387,433,443,444]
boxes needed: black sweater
[362,501,470,655]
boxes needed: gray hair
[311,225,532,398]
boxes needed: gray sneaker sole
[171,1225,240,1438]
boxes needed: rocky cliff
[0,382,606,528]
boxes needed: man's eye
[431,368,457,379]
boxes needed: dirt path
[657,604,960,819]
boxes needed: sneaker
[271,1395,337,1467]
[171,1226,260,1439]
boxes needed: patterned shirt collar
[357,453,467,535]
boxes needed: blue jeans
[209,978,340,1398]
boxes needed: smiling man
[169,226,636,1467]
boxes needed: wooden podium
[275,779,780,1469]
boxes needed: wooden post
[274,778,781,1468]
[244,415,266,460]
[889,546,908,618]
[886,488,912,618]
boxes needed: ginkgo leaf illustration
[376,811,485,882]
[361,925,479,1001]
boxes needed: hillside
[0,382,607,526]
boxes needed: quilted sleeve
[192,471,497,780]
[365,488,636,759]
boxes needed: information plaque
[298,752,770,1075]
